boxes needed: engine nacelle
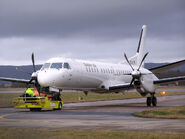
[135,74,156,96]
[136,87,148,96]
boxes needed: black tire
[58,102,62,110]
[30,108,41,112]
[146,97,152,107]
[53,102,62,110]
[152,96,157,106]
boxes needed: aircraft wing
[0,77,32,84]
[154,76,185,84]
[109,76,185,91]
[149,59,185,73]
[109,83,134,91]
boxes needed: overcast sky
[0,0,185,65]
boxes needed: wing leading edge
[154,76,185,84]
[149,59,185,73]
[0,77,32,84]
[109,76,185,92]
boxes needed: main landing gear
[146,93,157,107]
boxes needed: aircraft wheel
[146,97,152,107]
[152,96,157,106]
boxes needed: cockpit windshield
[64,62,70,69]
[41,63,51,70]
[41,62,70,70]
[50,63,62,69]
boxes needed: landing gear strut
[146,94,157,107]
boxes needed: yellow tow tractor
[12,88,63,111]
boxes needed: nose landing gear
[146,93,157,107]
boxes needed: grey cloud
[0,0,184,39]
[0,0,184,65]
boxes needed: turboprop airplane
[0,25,185,106]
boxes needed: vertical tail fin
[128,25,147,68]
[136,25,147,67]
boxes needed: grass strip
[0,128,185,139]
[134,106,185,119]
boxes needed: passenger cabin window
[51,63,62,69]
[41,63,50,70]
[64,63,70,69]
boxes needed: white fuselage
[37,57,158,93]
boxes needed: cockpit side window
[64,63,70,69]
[50,63,62,69]
[41,63,50,70]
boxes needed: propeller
[124,52,149,87]
[29,53,41,95]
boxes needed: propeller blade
[28,78,33,84]
[137,52,149,71]
[129,77,135,87]
[124,53,134,71]
[35,83,41,96]
[32,53,36,72]
[31,77,40,96]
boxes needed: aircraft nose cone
[37,71,49,87]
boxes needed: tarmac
[0,95,185,131]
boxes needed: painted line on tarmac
[0,114,14,120]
